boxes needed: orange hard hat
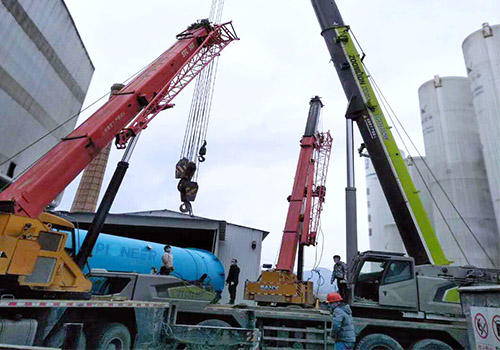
[327,292,343,303]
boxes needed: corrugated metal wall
[217,224,264,304]
[0,0,94,180]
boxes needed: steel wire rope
[0,59,154,192]
[354,28,492,265]
[195,57,220,181]
[180,55,211,160]
[306,221,326,296]
[367,72,472,265]
[370,77,495,266]
[179,0,224,183]
[349,29,495,266]
[180,55,218,170]
[193,63,214,158]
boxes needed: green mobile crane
[311,1,499,349]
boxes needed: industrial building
[365,23,500,268]
[59,209,268,304]
[0,0,94,187]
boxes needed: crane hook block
[177,179,199,202]
[175,158,197,180]
[198,140,207,163]
[180,201,193,216]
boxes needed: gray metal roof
[56,209,269,240]
[126,209,269,239]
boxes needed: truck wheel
[87,322,131,350]
[356,333,404,350]
[44,327,86,349]
[410,339,453,350]
[197,319,231,327]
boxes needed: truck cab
[349,251,418,311]
[349,251,499,319]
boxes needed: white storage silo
[365,157,405,254]
[462,23,500,263]
[418,75,498,268]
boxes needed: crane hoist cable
[349,29,495,266]
[176,0,225,216]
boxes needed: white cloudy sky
[60,0,500,271]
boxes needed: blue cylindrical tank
[72,230,225,292]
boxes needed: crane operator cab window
[354,259,413,303]
[383,261,412,284]
[51,225,76,257]
[354,261,385,302]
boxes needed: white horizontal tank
[462,24,500,266]
[418,75,498,268]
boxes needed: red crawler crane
[245,96,333,306]
[0,20,237,297]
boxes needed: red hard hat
[327,292,343,303]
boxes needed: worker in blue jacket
[327,292,356,349]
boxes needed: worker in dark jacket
[226,258,240,304]
[327,292,356,349]
[331,254,349,300]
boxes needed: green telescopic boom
[311,0,450,266]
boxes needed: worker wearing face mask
[160,245,174,275]
[226,258,240,304]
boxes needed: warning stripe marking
[0,300,169,308]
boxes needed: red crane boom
[0,20,237,219]
[277,96,332,275]
[245,96,332,306]
[0,20,237,296]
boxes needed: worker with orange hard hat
[326,292,356,349]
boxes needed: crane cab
[0,209,91,298]
[348,251,497,318]
[349,251,418,311]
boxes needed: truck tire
[410,339,453,350]
[197,319,231,327]
[86,322,131,350]
[356,333,404,350]
[44,327,86,349]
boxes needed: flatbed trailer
[73,270,471,349]
[169,299,469,349]
[0,298,258,349]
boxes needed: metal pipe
[297,244,304,280]
[121,132,140,163]
[74,133,139,269]
[346,120,355,188]
[345,119,358,266]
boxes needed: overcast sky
[60,0,500,271]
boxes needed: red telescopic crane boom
[245,96,332,306]
[276,96,332,275]
[0,20,237,219]
[0,20,237,296]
